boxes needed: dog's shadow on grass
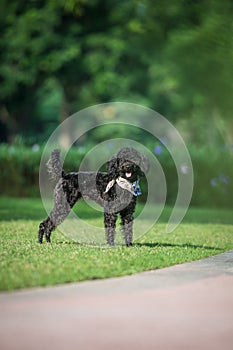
[134,242,222,251]
[52,240,221,251]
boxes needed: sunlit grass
[0,197,233,291]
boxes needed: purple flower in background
[210,175,230,188]
[219,174,230,185]
[32,144,40,152]
[154,145,163,155]
[210,178,218,187]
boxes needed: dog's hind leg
[38,196,71,243]
[104,212,117,246]
[38,180,81,243]
[38,217,56,243]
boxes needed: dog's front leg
[104,212,117,246]
[120,212,134,247]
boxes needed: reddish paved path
[0,250,233,350]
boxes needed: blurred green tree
[165,0,233,144]
[0,0,232,145]
[0,0,85,141]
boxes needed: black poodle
[38,147,149,246]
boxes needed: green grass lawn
[0,197,233,291]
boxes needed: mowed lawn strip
[0,197,233,291]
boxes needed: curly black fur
[38,147,149,246]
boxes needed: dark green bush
[0,145,41,197]
[0,144,232,208]
[190,145,233,208]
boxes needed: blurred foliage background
[0,0,232,207]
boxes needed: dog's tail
[47,149,64,183]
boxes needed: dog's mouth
[120,161,138,181]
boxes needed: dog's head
[107,147,149,182]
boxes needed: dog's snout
[125,165,133,171]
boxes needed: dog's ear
[107,156,119,179]
[139,153,150,176]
